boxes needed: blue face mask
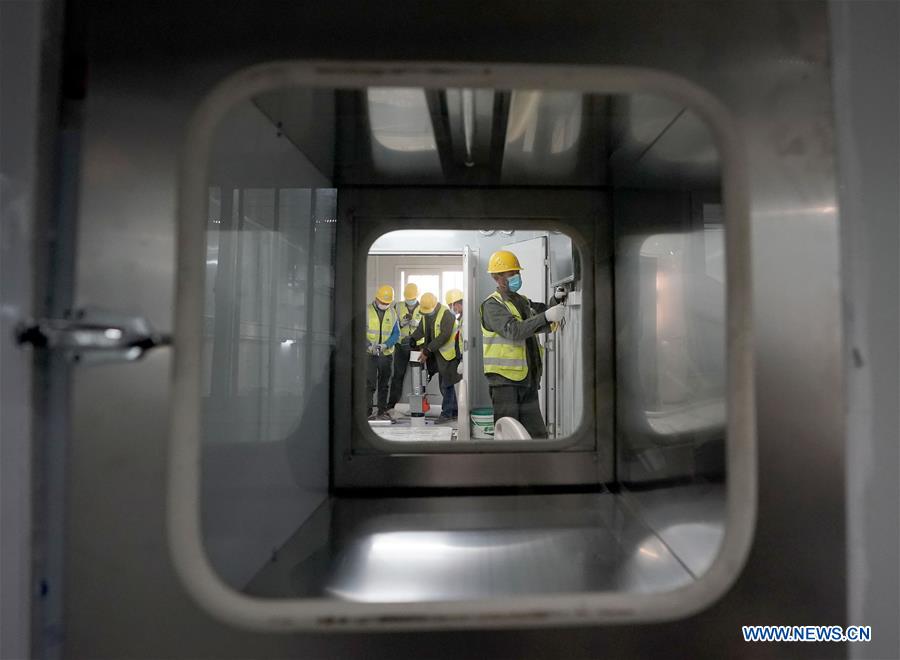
[507,273,522,293]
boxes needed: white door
[501,236,549,421]
[458,245,477,440]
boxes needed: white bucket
[470,407,494,439]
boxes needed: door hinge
[15,307,171,365]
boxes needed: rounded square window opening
[361,226,590,449]
[170,61,755,632]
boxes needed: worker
[445,288,464,377]
[388,282,422,409]
[480,250,567,438]
[410,292,460,424]
[366,284,400,421]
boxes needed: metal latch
[15,307,171,364]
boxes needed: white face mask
[375,301,390,311]
[405,298,417,305]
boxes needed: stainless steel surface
[615,188,726,483]
[16,307,171,364]
[246,490,720,601]
[1,2,45,656]
[199,104,335,587]
[335,188,609,483]
[831,3,900,658]
[622,483,725,578]
[61,1,848,657]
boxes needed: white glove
[399,317,410,327]
[367,345,376,356]
[457,361,464,375]
[554,286,568,301]
[545,305,567,323]
[409,318,420,329]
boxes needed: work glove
[545,304,567,324]
[399,316,410,327]
[554,286,568,301]
[366,345,377,356]
[457,361,464,375]
[409,318,420,329]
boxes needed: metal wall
[62,2,846,657]
[200,100,333,587]
[1,3,43,658]
[830,2,900,658]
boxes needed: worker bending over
[388,282,422,409]
[366,285,400,421]
[409,292,461,424]
[480,250,567,438]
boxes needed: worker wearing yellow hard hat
[480,249,568,438]
[410,291,461,424]
[445,288,464,372]
[366,284,400,421]
[388,282,423,408]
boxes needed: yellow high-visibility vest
[366,304,398,356]
[480,291,528,381]
[393,301,423,339]
[433,305,459,362]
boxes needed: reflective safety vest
[366,304,398,356]
[480,291,528,381]
[433,305,459,362]
[393,301,423,339]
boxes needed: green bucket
[470,407,494,438]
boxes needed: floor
[369,415,458,442]
[244,483,725,602]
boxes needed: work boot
[434,415,452,425]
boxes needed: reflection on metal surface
[503,91,583,181]
[623,483,725,578]
[616,209,726,481]
[367,88,437,152]
[367,88,441,177]
[445,88,495,167]
[242,490,729,602]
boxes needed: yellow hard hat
[375,284,395,304]
[419,292,438,314]
[403,282,419,301]
[445,288,463,306]
[486,249,522,274]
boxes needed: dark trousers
[489,385,547,439]
[388,343,410,407]
[440,378,458,418]
[366,354,392,414]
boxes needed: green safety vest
[393,300,423,339]
[480,291,529,381]
[366,304,398,356]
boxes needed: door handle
[15,307,171,365]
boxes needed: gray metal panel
[198,102,333,587]
[614,190,727,483]
[830,2,900,658]
[63,1,847,657]
[0,2,43,657]
[246,493,699,601]
[334,187,612,487]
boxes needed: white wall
[366,254,463,303]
